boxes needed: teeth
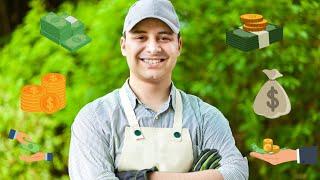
[142,59,162,64]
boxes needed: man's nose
[146,39,161,53]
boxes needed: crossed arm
[148,169,223,180]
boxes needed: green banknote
[19,141,41,153]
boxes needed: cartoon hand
[20,152,53,163]
[16,131,32,144]
[250,149,297,165]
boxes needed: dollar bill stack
[226,14,283,51]
[40,12,91,52]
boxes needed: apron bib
[117,88,194,172]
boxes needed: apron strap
[119,88,144,140]
[172,89,182,142]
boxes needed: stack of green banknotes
[191,149,222,171]
[226,24,283,52]
[40,12,91,52]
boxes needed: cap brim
[123,15,179,35]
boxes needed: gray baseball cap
[122,0,180,35]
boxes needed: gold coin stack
[41,73,66,110]
[20,73,66,114]
[263,138,280,153]
[21,85,46,112]
[240,14,268,32]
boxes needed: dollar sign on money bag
[266,86,279,112]
[253,69,291,119]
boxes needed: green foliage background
[0,0,319,179]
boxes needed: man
[68,0,249,179]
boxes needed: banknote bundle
[226,14,283,51]
[40,12,91,52]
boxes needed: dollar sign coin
[40,93,60,114]
[266,86,279,112]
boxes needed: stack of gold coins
[263,138,273,153]
[20,85,46,112]
[263,138,281,153]
[240,14,268,32]
[41,73,66,110]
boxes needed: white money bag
[253,69,291,119]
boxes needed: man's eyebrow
[158,31,174,35]
[130,30,147,34]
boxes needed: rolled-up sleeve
[68,103,119,180]
[200,102,249,180]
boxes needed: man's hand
[250,149,297,165]
[192,149,222,171]
[115,167,158,180]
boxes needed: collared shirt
[68,79,249,180]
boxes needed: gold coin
[40,93,61,114]
[243,24,266,32]
[272,145,280,153]
[245,19,268,27]
[21,85,46,97]
[42,73,66,84]
[263,144,273,152]
[240,14,263,23]
[263,138,273,145]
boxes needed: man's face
[120,18,182,83]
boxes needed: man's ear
[177,37,182,56]
[120,36,126,56]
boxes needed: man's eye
[135,36,145,40]
[160,37,171,41]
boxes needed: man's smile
[139,57,167,65]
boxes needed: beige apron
[117,88,194,172]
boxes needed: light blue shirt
[68,79,249,180]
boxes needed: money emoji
[253,69,291,119]
[19,141,41,153]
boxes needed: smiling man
[68,0,248,180]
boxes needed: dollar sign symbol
[266,86,279,112]
[30,87,38,95]
[46,97,54,111]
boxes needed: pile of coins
[20,73,66,114]
[240,14,268,32]
[263,138,280,154]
